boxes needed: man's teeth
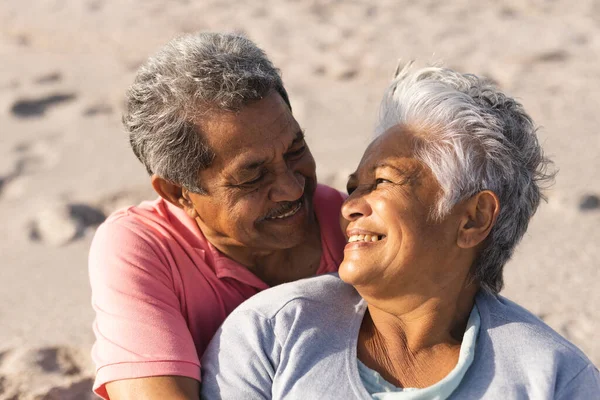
[269,202,302,219]
[347,234,385,243]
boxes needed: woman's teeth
[347,234,385,243]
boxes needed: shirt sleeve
[200,308,279,400]
[557,364,600,400]
[89,219,200,399]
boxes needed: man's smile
[266,200,303,220]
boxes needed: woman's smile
[345,229,387,251]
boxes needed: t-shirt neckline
[346,298,481,399]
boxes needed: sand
[1,0,598,398]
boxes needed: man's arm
[106,376,199,400]
[89,220,201,398]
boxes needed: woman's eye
[375,178,391,186]
[346,185,356,195]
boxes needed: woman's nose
[341,189,371,222]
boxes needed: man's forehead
[228,129,304,170]
[197,96,297,149]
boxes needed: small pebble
[579,194,600,211]
[35,72,62,84]
[32,204,82,246]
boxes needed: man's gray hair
[377,63,555,294]
[123,32,291,193]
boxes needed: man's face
[188,92,318,253]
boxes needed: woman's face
[339,125,467,298]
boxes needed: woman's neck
[357,282,479,388]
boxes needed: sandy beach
[1,0,598,398]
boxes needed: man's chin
[256,186,317,247]
[259,217,315,249]
[264,193,315,226]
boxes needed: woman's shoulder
[477,291,595,371]
[234,273,360,321]
[472,292,600,397]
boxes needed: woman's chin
[338,260,372,286]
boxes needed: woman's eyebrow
[373,162,407,175]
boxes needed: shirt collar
[164,199,269,290]
[209,241,270,291]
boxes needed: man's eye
[347,185,356,195]
[286,146,306,158]
[243,172,265,185]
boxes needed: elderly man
[88,32,346,399]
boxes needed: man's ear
[151,175,198,218]
[457,190,500,249]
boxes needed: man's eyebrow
[236,131,304,172]
[238,158,267,172]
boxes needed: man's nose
[269,168,305,203]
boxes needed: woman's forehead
[358,127,418,168]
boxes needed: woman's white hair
[377,62,555,294]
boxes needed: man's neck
[357,282,479,388]
[247,244,323,286]
[204,224,323,287]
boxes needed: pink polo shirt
[89,184,346,399]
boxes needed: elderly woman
[200,65,600,399]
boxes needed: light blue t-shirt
[201,274,600,399]
[357,305,480,399]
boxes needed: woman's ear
[151,175,198,219]
[457,190,500,249]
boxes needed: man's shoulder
[314,184,346,210]
[102,197,167,227]
[479,292,594,369]
[234,273,358,320]
[95,197,198,246]
[313,184,347,267]
[90,198,164,252]
[89,196,212,280]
